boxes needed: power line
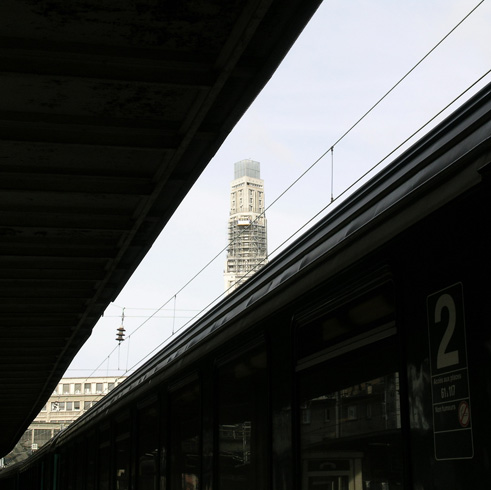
[124,69,490,375]
[72,1,487,378]
[328,0,486,151]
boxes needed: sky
[66,0,491,378]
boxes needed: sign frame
[427,282,473,460]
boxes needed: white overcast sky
[66,0,491,377]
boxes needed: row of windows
[301,400,378,424]
[231,203,264,213]
[53,382,116,396]
[231,182,263,189]
[41,401,97,412]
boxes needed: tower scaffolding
[224,159,268,292]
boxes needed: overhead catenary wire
[146,0,488,299]
[172,295,177,335]
[327,0,486,151]
[70,0,488,378]
[120,70,491,376]
[110,305,200,312]
[330,147,334,203]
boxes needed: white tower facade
[224,159,268,292]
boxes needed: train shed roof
[0,0,321,456]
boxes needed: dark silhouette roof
[0,0,322,456]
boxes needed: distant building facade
[4,376,124,466]
[224,159,268,292]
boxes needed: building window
[217,345,268,489]
[41,405,47,412]
[63,384,70,394]
[51,402,60,412]
[137,401,159,490]
[58,402,65,411]
[171,380,201,490]
[324,408,331,423]
[85,383,91,394]
[108,383,115,391]
[301,408,311,425]
[96,383,103,394]
[75,383,81,394]
[347,405,358,420]
[74,401,80,411]
[84,401,92,410]
[66,401,73,411]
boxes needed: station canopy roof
[0,0,322,456]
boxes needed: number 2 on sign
[435,293,459,369]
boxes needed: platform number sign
[427,283,473,460]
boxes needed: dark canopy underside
[0,0,322,456]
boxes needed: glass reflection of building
[297,282,404,490]
[300,375,402,490]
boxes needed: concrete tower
[224,159,268,292]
